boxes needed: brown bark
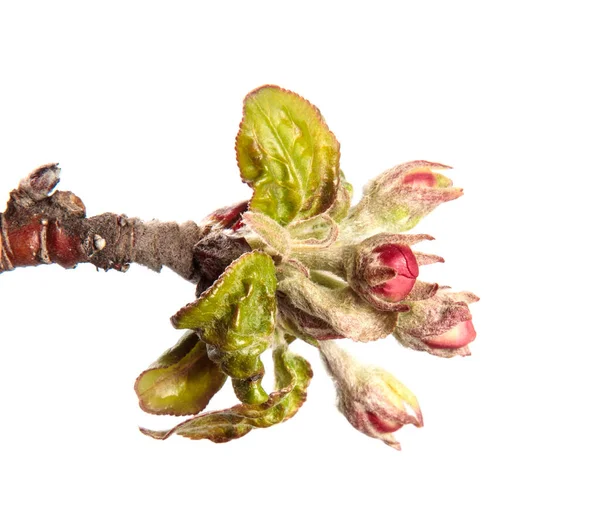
[0,163,228,282]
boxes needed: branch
[0,163,243,282]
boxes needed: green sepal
[134,331,227,416]
[171,251,277,358]
[140,344,313,443]
[236,85,340,225]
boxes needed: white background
[1,1,598,528]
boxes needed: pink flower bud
[385,161,452,189]
[402,168,437,187]
[422,319,476,349]
[394,289,478,357]
[342,160,462,236]
[370,243,419,302]
[346,233,421,311]
[320,341,423,450]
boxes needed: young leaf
[236,85,340,225]
[140,344,313,442]
[171,251,277,360]
[135,331,227,416]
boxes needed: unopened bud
[346,233,420,311]
[370,243,419,301]
[342,160,461,237]
[394,289,478,357]
[402,169,437,187]
[422,319,476,349]
[320,341,423,450]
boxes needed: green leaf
[236,85,340,225]
[140,344,313,442]
[135,331,227,416]
[171,251,277,361]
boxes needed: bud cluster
[245,160,476,447]
[135,86,478,450]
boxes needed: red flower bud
[346,233,421,311]
[394,289,478,357]
[370,243,419,302]
[320,341,423,450]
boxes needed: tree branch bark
[0,164,247,283]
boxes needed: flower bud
[319,341,423,450]
[346,233,420,311]
[401,169,437,187]
[394,289,478,357]
[342,161,462,238]
[370,244,419,301]
[422,319,476,349]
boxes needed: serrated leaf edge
[235,84,341,225]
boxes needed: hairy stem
[0,163,209,281]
